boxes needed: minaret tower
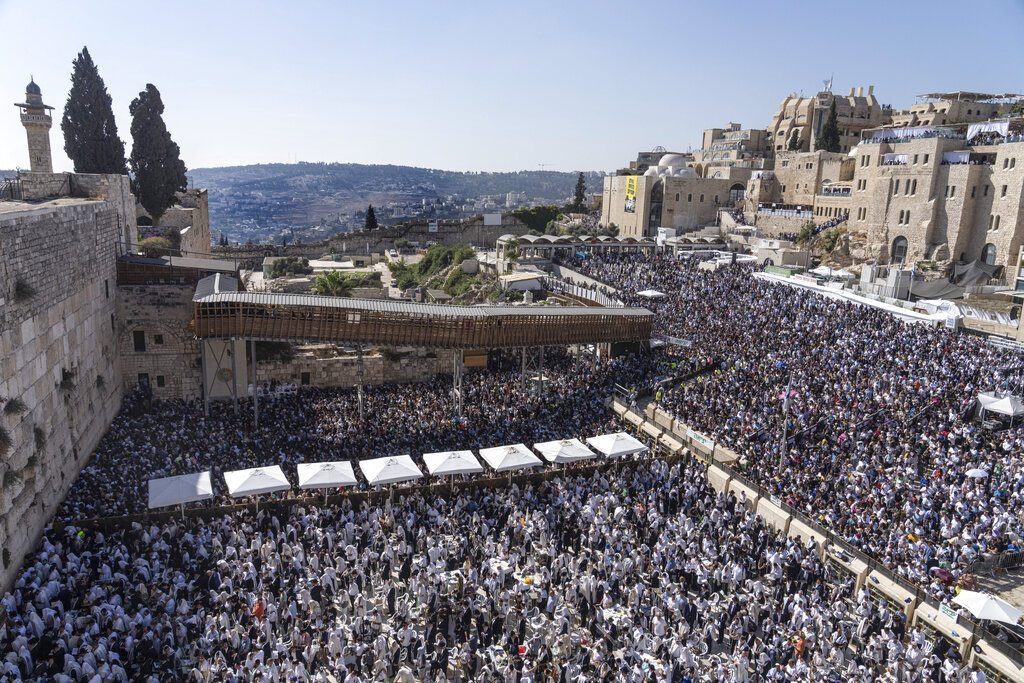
[14,78,54,173]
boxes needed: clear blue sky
[2,0,1022,173]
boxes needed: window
[923,154,929,165]
[137,373,150,389]
[133,331,146,353]
[104,279,109,299]
[1004,159,1009,169]
[898,210,905,224]
[911,180,917,196]
[995,215,1001,230]
[110,314,115,333]
[913,154,919,165]
[300,372,311,386]
[699,194,704,203]
[156,375,166,388]
[1002,185,1008,197]
[971,186,977,198]
[984,185,990,197]
[1012,158,1017,169]
[675,193,680,202]
[894,179,900,194]
[714,195,719,204]
[892,236,908,263]
[982,243,997,265]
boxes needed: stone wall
[325,214,528,255]
[116,285,202,400]
[256,348,456,389]
[0,197,126,590]
[19,172,137,251]
[160,189,211,257]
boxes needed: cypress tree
[787,128,801,152]
[365,205,379,231]
[571,172,586,211]
[61,47,127,174]
[129,84,187,221]
[818,99,842,153]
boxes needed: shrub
[265,256,312,279]
[138,236,173,258]
[3,397,27,415]
[13,277,35,302]
[60,368,76,391]
[33,426,45,450]
[0,426,10,457]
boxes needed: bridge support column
[356,344,365,420]
[453,349,464,417]
[230,338,239,415]
[250,338,259,429]
[521,346,545,397]
[201,339,210,417]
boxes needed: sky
[1,0,1023,174]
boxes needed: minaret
[14,78,54,173]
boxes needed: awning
[586,432,649,458]
[532,438,596,464]
[359,455,423,486]
[942,150,970,164]
[967,121,1009,141]
[910,279,965,300]
[422,450,484,476]
[953,590,1022,624]
[223,465,291,498]
[478,444,543,472]
[809,266,854,279]
[296,461,357,490]
[147,471,214,509]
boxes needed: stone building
[0,172,133,589]
[13,79,53,174]
[888,92,1013,128]
[767,85,888,154]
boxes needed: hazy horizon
[2,0,1023,174]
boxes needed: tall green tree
[61,47,127,174]
[817,99,842,153]
[787,128,801,152]
[129,84,188,221]
[571,172,586,211]
[365,204,379,231]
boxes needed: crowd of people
[559,252,1024,609]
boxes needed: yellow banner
[624,176,637,213]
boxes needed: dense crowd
[559,252,1024,607]
[2,456,981,681]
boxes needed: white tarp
[147,471,213,509]
[359,454,423,486]
[967,121,1009,141]
[942,150,970,164]
[882,153,908,165]
[870,126,935,142]
[223,465,291,498]
[422,450,484,476]
[809,266,854,280]
[479,444,543,472]
[586,432,648,458]
[533,438,597,464]
[987,395,1024,417]
[296,461,357,490]
[637,289,666,299]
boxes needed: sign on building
[624,177,637,213]
[687,428,714,452]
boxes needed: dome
[672,167,696,177]
[26,79,41,95]
[643,167,660,177]
[658,153,689,168]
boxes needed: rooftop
[0,196,100,217]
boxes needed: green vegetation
[819,227,845,254]
[61,46,128,175]
[3,398,27,416]
[818,99,841,153]
[787,129,801,151]
[365,204,379,231]
[0,426,10,458]
[796,220,816,245]
[394,238,411,250]
[13,277,35,302]
[570,172,587,212]
[265,256,312,278]
[310,270,379,297]
[254,341,296,362]
[417,244,475,279]
[33,426,45,450]
[129,84,188,221]
[138,236,172,258]
[512,205,562,233]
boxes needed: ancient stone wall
[324,214,528,255]
[256,349,456,389]
[0,198,125,590]
[160,189,211,257]
[116,285,202,400]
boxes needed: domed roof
[672,167,696,177]
[643,167,660,177]
[26,79,41,95]
[658,153,689,168]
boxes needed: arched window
[982,243,997,265]
[891,236,908,264]
[728,183,746,204]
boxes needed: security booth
[865,571,919,620]
[824,545,869,593]
[912,602,972,661]
[969,637,1024,683]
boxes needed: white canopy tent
[147,471,213,511]
[987,395,1024,417]
[223,466,291,498]
[586,432,649,458]
[297,461,357,489]
[533,438,597,464]
[479,444,543,472]
[637,289,667,299]
[809,265,854,280]
[359,455,423,486]
[953,590,1022,625]
[422,450,484,476]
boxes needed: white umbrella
[296,461,357,503]
[953,590,1022,625]
[223,466,291,498]
[533,438,596,464]
[479,444,543,473]
[147,471,213,514]
[966,468,989,479]
[422,450,484,476]
[359,455,423,486]
[586,432,648,458]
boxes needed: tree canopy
[570,172,587,211]
[61,47,127,175]
[311,271,354,297]
[787,129,801,151]
[129,84,188,221]
[365,205,379,231]
[817,99,842,153]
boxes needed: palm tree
[311,271,354,297]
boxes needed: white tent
[586,432,649,458]
[147,471,213,510]
[637,289,666,299]
[953,590,1023,625]
[223,465,291,498]
[359,455,423,486]
[809,265,854,280]
[479,444,543,472]
[987,395,1024,417]
[422,450,484,476]
[977,391,1001,409]
[533,438,596,464]
[296,461,357,490]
